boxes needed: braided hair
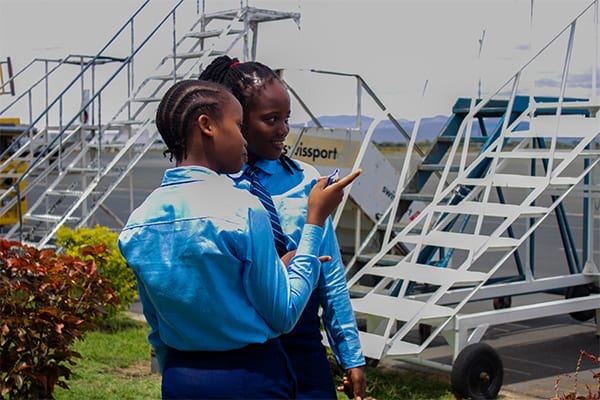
[155,79,230,163]
[199,55,302,174]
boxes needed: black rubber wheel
[451,342,503,400]
[492,296,511,310]
[565,284,595,322]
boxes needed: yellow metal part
[0,118,28,225]
[0,118,20,125]
[0,161,27,225]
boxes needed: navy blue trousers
[280,291,337,400]
[162,338,296,399]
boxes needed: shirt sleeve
[318,216,366,369]
[243,205,323,333]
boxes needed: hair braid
[155,80,229,163]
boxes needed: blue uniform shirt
[235,159,366,370]
[118,166,324,371]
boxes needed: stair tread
[24,213,78,223]
[183,29,243,39]
[352,293,455,322]
[418,164,460,172]
[435,201,549,217]
[462,173,579,187]
[400,230,519,251]
[363,259,488,285]
[167,50,225,60]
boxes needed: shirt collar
[162,166,229,186]
[245,158,280,176]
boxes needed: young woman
[200,57,367,400]
[118,79,360,399]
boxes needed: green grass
[54,314,161,400]
[53,313,454,400]
[332,363,454,400]
[348,367,454,400]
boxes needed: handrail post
[356,77,362,131]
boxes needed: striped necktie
[243,166,289,256]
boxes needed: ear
[197,114,215,137]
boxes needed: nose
[279,120,289,135]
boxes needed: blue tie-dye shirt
[118,166,323,371]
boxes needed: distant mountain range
[292,114,451,143]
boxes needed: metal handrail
[0,0,201,238]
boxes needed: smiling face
[242,79,291,162]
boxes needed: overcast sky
[0,0,598,122]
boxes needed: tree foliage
[56,225,137,314]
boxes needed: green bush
[56,225,137,315]
[0,238,118,399]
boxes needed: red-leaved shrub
[0,238,118,399]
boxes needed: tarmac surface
[381,312,599,399]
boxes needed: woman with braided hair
[118,79,360,399]
[200,56,367,400]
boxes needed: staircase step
[434,201,549,218]
[25,213,78,223]
[399,193,434,202]
[401,231,520,251]
[66,167,100,173]
[496,149,600,159]
[183,29,243,39]
[365,260,488,285]
[530,114,599,138]
[88,142,128,149]
[533,100,599,112]
[107,120,145,126]
[167,50,225,60]
[419,164,460,172]
[387,339,422,356]
[131,97,161,103]
[356,253,404,266]
[461,173,546,188]
[46,189,84,197]
[376,223,423,234]
[204,8,299,24]
[352,293,455,322]
[147,73,199,81]
[496,149,571,159]
[357,331,387,360]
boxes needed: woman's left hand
[337,366,366,400]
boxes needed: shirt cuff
[296,224,324,256]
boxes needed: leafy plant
[552,350,600,400]
[56,225,137,315]
[0,238,118,399]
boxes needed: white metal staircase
[347,100,600,359]
[0,1,300,247]
[343,1,600,397]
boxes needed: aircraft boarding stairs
[345,95,600,393]
[342,4,600,396]
[0,2,300,248]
